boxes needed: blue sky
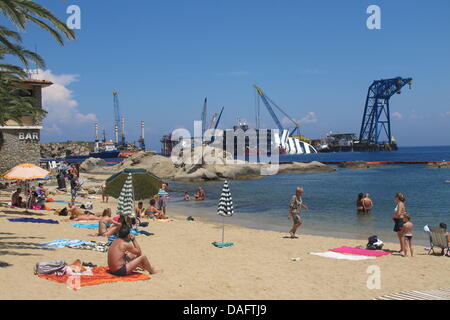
[6,0,450,148]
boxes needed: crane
[201,97,207,135]
[253,85,301,136]
[359,77,412,145]
[112,91,122,145]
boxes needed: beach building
[0,79,53,173]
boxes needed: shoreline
[2,189,450,300]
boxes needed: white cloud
[392,112,403,119]
[33,69,97,129]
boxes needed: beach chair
[428,226,450,256]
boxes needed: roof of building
[22,78,53,87]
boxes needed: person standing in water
[362,193,373,214]
[392,192,407,253]
[288,187,309,238]
[356,193,365,214]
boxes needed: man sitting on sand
[107,226,160,276]
[11,188,23,207]
[134,202,145,218]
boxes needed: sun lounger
[428,226,450,256]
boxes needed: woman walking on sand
[288,187,309,238]
[392,192,407,253]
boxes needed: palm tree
[0,0,75,46]
[0,0,76,126]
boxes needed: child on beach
[288,187,309,238]
[402,214,414,257]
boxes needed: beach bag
[59,207,68,216]
[35,260,66,275]
[367,235,384,250]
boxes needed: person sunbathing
[107,226,160,276]
[145,199,167,219]
[68,203,100,221]
[98,208,121,236]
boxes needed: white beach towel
[309,251,376,261]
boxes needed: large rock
[80,157,108,173]
[338,161,384,170]
[427,162,450,169]
[117,147,335,181]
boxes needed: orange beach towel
[38,266,150,287]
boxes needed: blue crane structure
[253,85,301,136]
[359,77,412,145]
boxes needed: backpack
[366,235,384,250]
[35,261,66,275]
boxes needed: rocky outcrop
[427,162,450,169]
[114,147,335,181]
[80,157,108,173]
[338,161,384,170]
[40,141,94,158]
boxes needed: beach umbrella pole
[222,215,225,244]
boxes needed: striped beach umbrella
[217,180,234,217]
[214,181,234,248]
[117,173,134,216]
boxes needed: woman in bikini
[98,208,121,236]
[392,192,407,254]
[145,199,166,219]
[68,203,102,221]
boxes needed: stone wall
[0,129,41,173]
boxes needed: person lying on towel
[107,226,160,276]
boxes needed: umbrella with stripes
[217,181,234,217]
[213,181,234,248]
[117,173,134,216]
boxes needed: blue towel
[39,239,93,248]
[8,218,59,224]
[212,242,234,248]
[72,223,98,229]
[53,200,81,204]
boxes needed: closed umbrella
[213,180,234,248]
[117,173,134,216]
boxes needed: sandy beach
[1,176,450,301]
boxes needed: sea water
[168,146,450,245]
